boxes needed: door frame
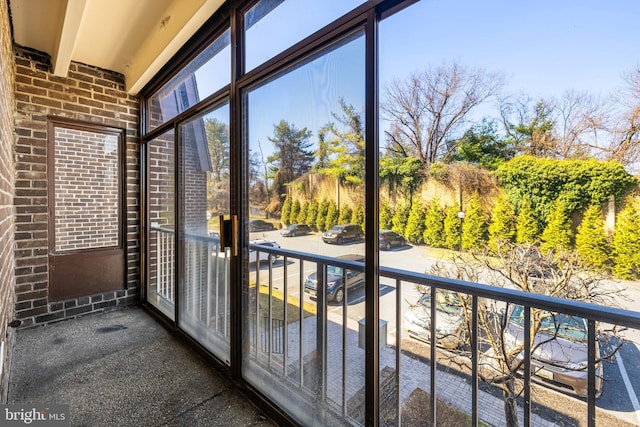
[47,117,127,300]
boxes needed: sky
[168,0,640,166]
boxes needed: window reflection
[244,0,365,72]
[148,30,230,131]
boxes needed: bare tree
[382,61,504,168]
[555,89,610,159]
[423,243,626,427]
[607,66,640,166]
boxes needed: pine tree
[443,203,462,250]
[392,199,411,236]
[325,200,339,231]
[461,194,487,251]
[316,198,329,231]
[405,197,426,244]
[423,199,445,247]
[338,205,353,225]
[540,200,573,253]
[516,196,538,244]
[575,204,610,269]
[290,200,301,226]
[351,204,365,231]
[306,199,318,228]
[380,202,393,230]
[297,201,309,225]
[281,195,292,226]
[612,197,640,279]
[488,195,516,252]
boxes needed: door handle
[218,215,238,257]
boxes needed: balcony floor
[7,306,275,427]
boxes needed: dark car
[303,254,364,303]
[504,305,602,398]
[248,219,275,232]
[379,230,406,250]
[280,223,310,237]
[322,224,363,244]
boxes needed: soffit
[9,0,225,95]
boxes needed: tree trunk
[503,378,520,427]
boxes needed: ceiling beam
[52,0,89,76]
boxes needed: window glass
[147,129,176,320]
[243,31,366,425]
[53,126,120,251]
[244,0,365,72]
[147,29,230,132]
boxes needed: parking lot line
[617,351,640,425]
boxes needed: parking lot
[249,228,640,426]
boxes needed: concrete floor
[7,306,276,427]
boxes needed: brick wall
[13,46,140,327]
[0,0,16,402]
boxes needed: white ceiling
[9,0,225,95]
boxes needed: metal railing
[247,243,640,427]
[147,231,640,426]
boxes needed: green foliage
[461,194,487,251]
[281,195,292,226]
[612,197,640,279]
[338,205,353,225]
[380,202,394,230]
[497,155,637,228]
[316,198,329,231]
[405,198,426,244]
[305,199,318,228]
[325,200,339,231]
[267,120,314,198]
[423,199,445,247]
[379,156,425,201]
[515,196,538,244]
[290,200,301,226]
[575,204,610,269]
[488,195,516,251]
[443,204,462,250]
[392,199,411,236]
[452,119,512,170]
[297,201,309,225]
[540,200,573,253]
[350,205,365,231]
[317,99,365,184]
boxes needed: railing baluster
[588,318,597,427]
[430,285,437,427]
[471,295,478,427]
[342,265,348,416]
[283,255,288,379]
[299,259,304,389]
[396,279,402,426]
[524,305,531,427]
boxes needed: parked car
[280,223,310,237]
[249,239,280,265]
[322,224,363,244]
[504,305,602,398]
[304,254,364,303]
[405,290,467,349]
[378,230,406,250]
[249,219,275,232]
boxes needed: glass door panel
[179,104,231,363]
[242,32,365,425]
[147,129,176,320]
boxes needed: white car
[249,239,280,265]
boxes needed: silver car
[405,291,467,349]
[505,306,603,398]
